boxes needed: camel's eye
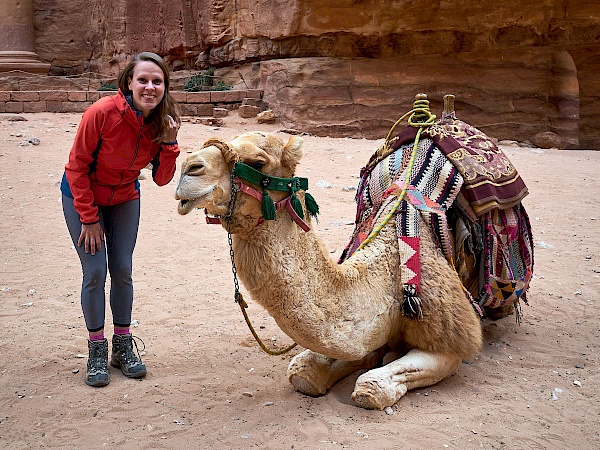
[247,160,266,171]
[186,163,205,176]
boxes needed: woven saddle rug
[339,118,534,318]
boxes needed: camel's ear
[282,135,304,173]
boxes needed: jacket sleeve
[64,104,104,224]
[151,142,180,186]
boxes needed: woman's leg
[103,199,146,378]
[62,194,110,387]
[103,198,140,328]
[62,194,108,332]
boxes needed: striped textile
[340,120,534,318]
[340,137,465,318]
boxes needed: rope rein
[356,94,436,251]
[225,166,298,355]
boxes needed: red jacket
[62,90,180,224]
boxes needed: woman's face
[128,60,166,117]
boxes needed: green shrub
[184,68,231,92]
[98,81,118,91]
[214,80,231,91]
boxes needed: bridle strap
[237,178,264,202]
[204,177,311,231]
[233,163,309,193]
[275,196,311,232]
[237,178,311,231]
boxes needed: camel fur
[175,131,483,410]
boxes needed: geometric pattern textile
[476,204,534,308]
[339,118,534,316]
[339,136,465,318]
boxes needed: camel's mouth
[177,197,203,215]
[176,186,217,215]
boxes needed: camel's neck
[233,216,339,311]
[231,211,402,360]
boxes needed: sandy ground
[0,110,599,450]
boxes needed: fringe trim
[402,284,423,320]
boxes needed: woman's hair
[117,52,181,142]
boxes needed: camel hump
[342,93,534,320]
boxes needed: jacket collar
[115,89,154,125]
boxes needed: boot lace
[122,335,146,364]
[89,341,108,371]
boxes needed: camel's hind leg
[351,349,462,410]
[288,348,387,396]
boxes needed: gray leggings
[62,195,140,331]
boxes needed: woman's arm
[65,103,107,254]
[65,104,105,224]
[152,115,180,186]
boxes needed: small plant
[184,68,213,91]
[98,81,118,91]
[184,68,231,92]
[214,80,231,91]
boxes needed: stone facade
[0,0,50,74]
[0,89,263,115]
[3,1,598,147]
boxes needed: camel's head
[175,131,309,231]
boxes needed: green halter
[232,162,320,221]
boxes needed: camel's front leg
[288,347,387,396]
[351,349,462,410]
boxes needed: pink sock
[114,327,130,335]
[89,331,105,341]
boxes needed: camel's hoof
[351,373,408,410]
[289,373,327,397]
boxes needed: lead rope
[356,93,436,251]
[225,170,298,356]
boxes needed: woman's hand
[163,115,179,143]
[78,223,104,255]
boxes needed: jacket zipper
[106,120,144,205]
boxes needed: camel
[173,118,494,409]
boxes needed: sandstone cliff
[32,0,599,148]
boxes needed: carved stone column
[0,0,50,74]
[550,51,580,149]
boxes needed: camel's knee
[287,348,387,397]
[287,350,334,396]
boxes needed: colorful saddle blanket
[339,118,534,318]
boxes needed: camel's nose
[174,178,184,200]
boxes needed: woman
[61,52,181,387]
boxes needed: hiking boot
[110,334,147,378]
[86,339,110,387]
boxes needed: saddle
[340,95,534,321]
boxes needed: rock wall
[31,0,600,148]
[233,50,579,145]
